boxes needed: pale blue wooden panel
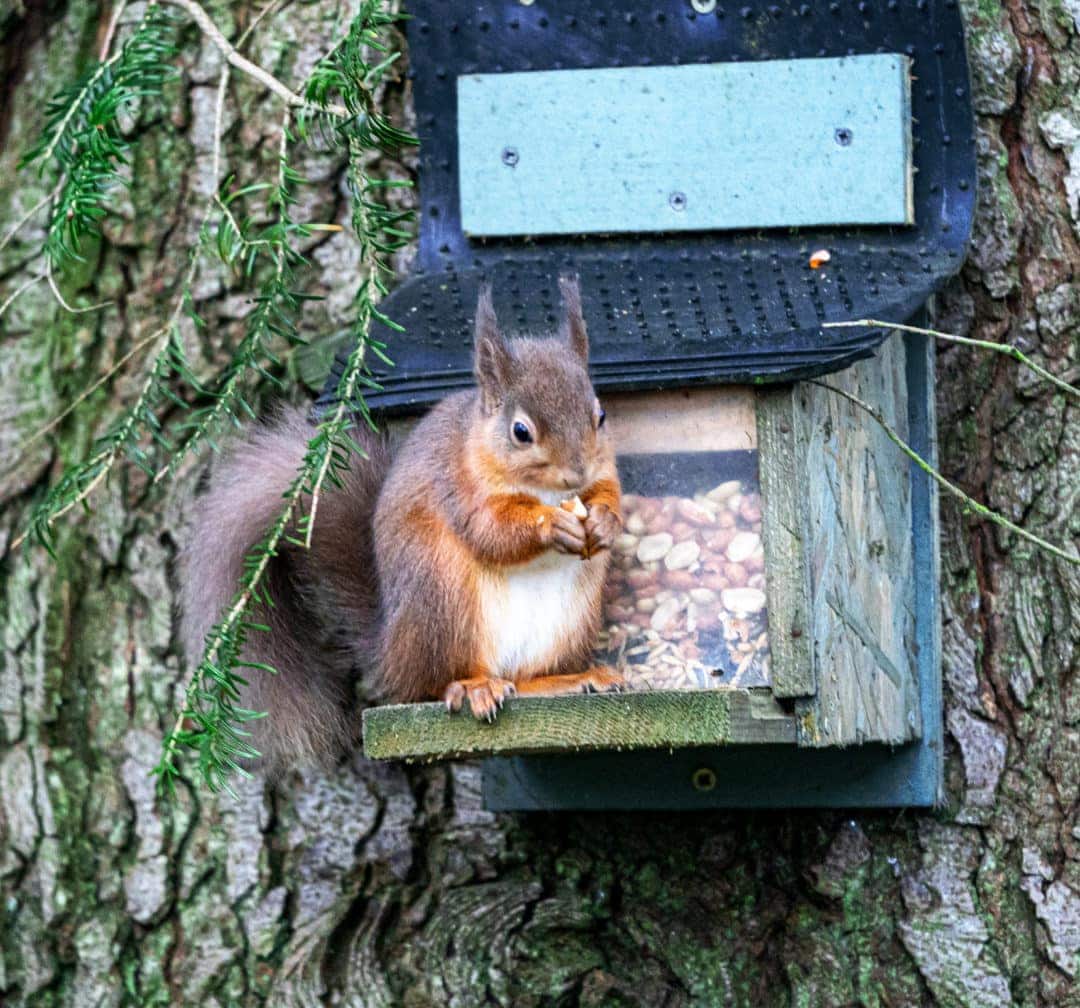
[458,55,912,237]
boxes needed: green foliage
[11,0,415,794]
[24,323,191,557]
[152,1,416,795]
[21,2,179,266]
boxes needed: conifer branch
[15,320,187,553]
[154,0,414,792]
[22,2,179,268]
[161,0,349,117]
[10,326,168,465]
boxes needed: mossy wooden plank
[756,387,815,699]
[363,688,795,761]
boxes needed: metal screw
[501,147,519,167]
[834,127,854,146]
[669,191,687,212]
[519,0,535,5]
[691,766,717,792]
[691,0,717,12]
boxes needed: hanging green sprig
[153,1,416,794]
[21,2,179,267]
[7,0,415,794]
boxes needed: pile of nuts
[595,479,772,690]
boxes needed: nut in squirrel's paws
[556,495,593,558]
[560,495,589,519]
[545,504,588,556]
[444,676,517,722]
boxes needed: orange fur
[374,279,621,715]
[583,477,621,516]
[181,278,623,774]
[513,666,626,695]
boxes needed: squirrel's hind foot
[444,675,517,722]
[514,667,627,697]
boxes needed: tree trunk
[1,1,1078,1005]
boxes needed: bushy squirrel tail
[179,405,389,777]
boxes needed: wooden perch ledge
[362,687,797,762]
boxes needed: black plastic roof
[319,0,976,415]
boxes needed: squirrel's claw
[443,676,516,721]
[579,667,627,694]
[584,504,622,557]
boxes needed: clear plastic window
[595,389,771,691]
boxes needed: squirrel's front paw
[444,675,517,722]
[538,506,587,556]
[584,503,622,556]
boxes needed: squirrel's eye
[512,420,533,444]
[597,407,606,428]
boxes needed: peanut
[593,480,770,693]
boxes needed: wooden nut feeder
[318,0,976,809]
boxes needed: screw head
[691,0,717,11]
[501,146,519,167]
[669,191,687,212]
[834,127,854,146]
[691,766,717,792]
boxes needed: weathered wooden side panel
[795,333,920,746]
[757,387,815,699]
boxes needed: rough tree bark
[1,1,1078,1005]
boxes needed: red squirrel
[180,277,625,774]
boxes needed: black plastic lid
[320,0,975,415]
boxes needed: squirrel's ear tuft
[474,283,513,411]
[558,274,588,364]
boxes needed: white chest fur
[478,550,587,678]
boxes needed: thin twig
[209,65,230,188]
[810,380,1079,566]
[12,326,165,459]
[823,319,1080,401]
[0,271,46,321]
[238,0,289,47]
[46,259,113,314]
[0,184,62,256]
[161,0,349,117]
[99,0,131,60]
